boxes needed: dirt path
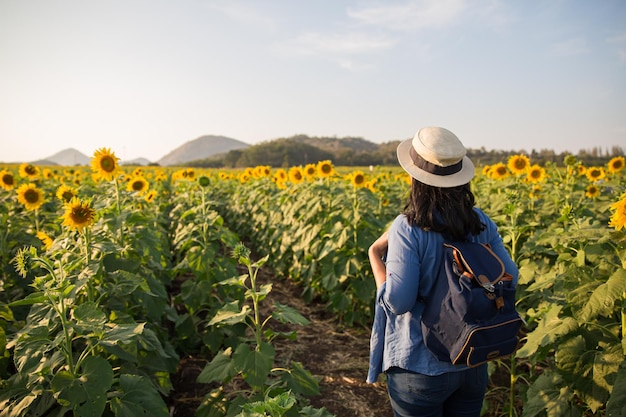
[168,268,392,417]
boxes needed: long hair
[403,179,485,241]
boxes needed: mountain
[33,148,90,166]
[157,135,249,166]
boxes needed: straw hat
[397,126,475,187]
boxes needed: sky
[1,0,625,163]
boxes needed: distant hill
[157,135,249,166]
[121,157,152,166]
[33,148,90,166]
[289,135,380,153]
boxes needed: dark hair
[403,179,485,241]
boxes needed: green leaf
[208,301,250,326]
[98,323,144,362]
[101,322,145,345]
[197,347,237,384]
[280,361,320,396]
[73,301,107,333]
[240,391,296,416]
[233,342,275,388]
[522,372,579,417]
[555,335,616,412]
[299,406,336,417]
[516,304,579,358]
[607,359,626,417]
[109,374,169,417]
[51,356,113,417]
[272,303,310,325]
[8,292,46,307]
[578,268,626,322]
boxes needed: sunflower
[238,172,251,183]
[274,169,288,182]
[144,190,158,203]
[577,165,586,176]
[56,184,77,203]
[316,160,335,178]
[525,165,547,183]
[0,169,16,190]
[585,166,605,182]
[489,163,509,180]
[253,165,272,178]
[585,184,600,199]
[62,197,96,230]
[198,175,211,187]
[608,193,626,231]
[607,156,625,173]
[304,164,317,179]
[348,170,367,188]
[18,163,40,179]
[507,155,530,175]
[36,231,54,250]
[127,176,149,194]
[155,171,168,182]
[288,166,304,184]
[42,168,56,180]
[218,172,232,180]
[16,183,45,211]
[91,148,120,181]
[365,179,377,192]
[481,166,492,177]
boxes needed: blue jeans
[386,365,488,417]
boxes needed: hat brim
[396,139,475,188]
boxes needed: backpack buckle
[477,275,495,292]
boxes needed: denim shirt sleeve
[381,216,423,315]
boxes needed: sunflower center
[71,207,93,224]
[354,174,365,184]
[2,174,14,185]
[25,165,37,175]
[62,191,74,201]
[132,181,144,191]
[100,156,116,173]
[24,189,40,203]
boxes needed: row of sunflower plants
[164,173,329,416]
[0,158,179,416]
[474,155,626,416]
[0,154,330,416]
[206,163,408,326]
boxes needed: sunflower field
[0,149,625,417]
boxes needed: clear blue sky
[1,0,625,163]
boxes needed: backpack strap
[444,242,506,292]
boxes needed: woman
[367,126,518,417]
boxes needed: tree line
[186,135,624,168]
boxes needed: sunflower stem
[82,228,94,302]
[34,208,40,233]
[114,178,124,247]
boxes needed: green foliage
[195,244,328,417]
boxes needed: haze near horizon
[1,0,625,163]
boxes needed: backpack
[420,241,524,367]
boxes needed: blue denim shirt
[367,209,518,383]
